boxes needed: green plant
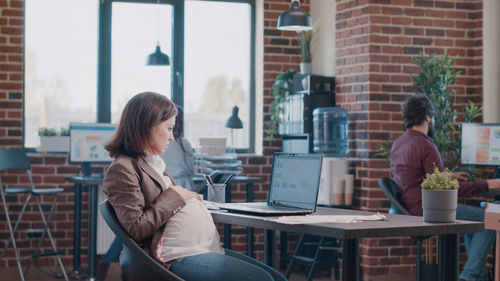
[266,69,296,140]
[38,127,69,137]
[297,30,312,63]
[421,165,458,190]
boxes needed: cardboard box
[485,203,500,231]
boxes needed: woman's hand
[451,171,470,181]
[170,185,202,201]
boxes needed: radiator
[97,187,115,255]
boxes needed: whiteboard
[69,123,117,163]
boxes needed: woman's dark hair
[105,92,177,158]
[402,95,436,129]
[173,105,190,155]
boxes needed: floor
[0,263,416,281]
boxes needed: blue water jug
[313,107,349,156]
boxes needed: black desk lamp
[225,106,243,151]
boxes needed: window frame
[23,0,256,153]
[98,0,256,153]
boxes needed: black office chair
[0,148,68,281]
[99,199,185,281]
[378,178,436,281]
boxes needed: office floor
[0,263,416,281]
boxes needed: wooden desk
[211,207,483,281]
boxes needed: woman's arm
[103,161,186,241]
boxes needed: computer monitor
[70,123,117,175]
[461,123,500,166]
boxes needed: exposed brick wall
[336,0,491,278]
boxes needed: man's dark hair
[402,95,436,129]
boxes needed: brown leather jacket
[103,155,186,256]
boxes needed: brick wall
[335,0,491,277]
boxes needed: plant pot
[300,62,312,74]
[421,189,457,223]
[38,136,70,152]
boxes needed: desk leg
[72,183,83,277]
[224,184,232,249]
[438,234,458,281]
[246,183,254,257]
[264,229,276,268]
[495,232,499,281]
[342,239,360,281]
[88,184,98,281]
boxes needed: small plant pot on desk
[422,189,457,223]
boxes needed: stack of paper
[274,212,387,224]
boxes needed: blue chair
[378,178,436,281]
[0,148,68,281]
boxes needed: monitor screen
[69,123,117,163]
[461,123,500,166]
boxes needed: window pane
[25,0,98,148]
[184,1,251,150]
[111,3,172,123]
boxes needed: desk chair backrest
[99,200,185,281]
[0,148,31,171]
[378,178,410,215]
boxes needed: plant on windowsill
[297,30,312,74]
[265,68,297,141]
[38,127,70,153]
[421,165,458,223]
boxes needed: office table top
[211,206,483,240]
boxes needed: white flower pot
[300,62,312,74]
[421,189,457,223]
[38,136,70,152]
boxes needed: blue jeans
[168,249,287,281]
[456,204,495,281]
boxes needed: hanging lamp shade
[225,106,243,129]
[277,0,313,31]
[147,45,170,66]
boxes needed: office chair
[99,199,185,281]
[0,148,68,281]
[378,178,436,281]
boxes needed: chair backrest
[378,178,410,215]
[99,200,184,281]
[0,148,31,171]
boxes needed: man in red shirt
[390,95,500,281]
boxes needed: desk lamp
[225,106,243,152]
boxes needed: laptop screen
[268,153,323,210]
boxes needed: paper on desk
[275,212,387,224]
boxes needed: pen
[222,175,233,185]
[205,174,214,185]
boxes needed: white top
[144,155,224,263]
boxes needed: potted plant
[266,69,296,140]
[297,30,312,74]
[421,165,459,223]
[38,127,70,152]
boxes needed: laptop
[219,153,323,216]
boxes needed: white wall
[311,0,336,76]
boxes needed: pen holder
[207,184,226,203]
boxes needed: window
[24,0,98,148]
[24,0,255,153]
[184,1,253,151]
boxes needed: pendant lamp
[277,0,313,31]
[147,0,170,66]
